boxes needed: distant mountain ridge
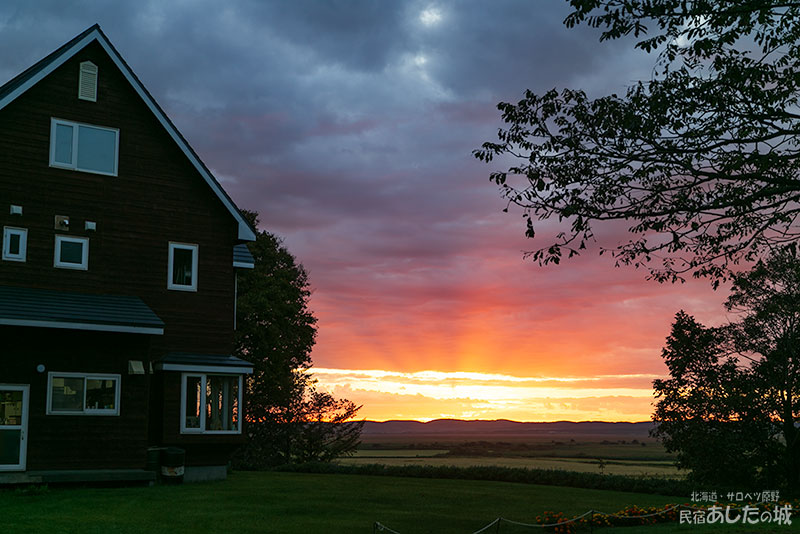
[362,419,655,437]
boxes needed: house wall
[0,40,247,470]
[2,326,151,470]
[0,40,238,356]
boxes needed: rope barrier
[501,510,594,528]
[373,521,402,534]
[376,503,713,532]
[469,517,500,534]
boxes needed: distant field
[359,432,661,445]
[359,433,674,460]
[341,453,682,477]
[350,432,682,478]
[350,449,449,458]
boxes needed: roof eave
[0,317,163,335]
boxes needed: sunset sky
[1,1,732,422]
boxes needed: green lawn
[598,523,798,533]
[0,472,794,533]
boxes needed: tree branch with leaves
[475,0,800,284]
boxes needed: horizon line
[360,418,654,424]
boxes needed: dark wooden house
[0,25,258,483]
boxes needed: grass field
[0,471,791,533]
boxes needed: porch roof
[155,352,254,374]
[0,285,164,335]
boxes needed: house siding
[0,41,237,354]
[0,37,248,473]
[2,327,151,470]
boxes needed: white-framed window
[180,373,242,434]
[54,235,89,270]
[49,118,119,176]
[168,242,198,291]
[2,227,27,262]
[46,372,121,415]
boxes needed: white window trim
[49,118,119,176]
[168,242,199,291]
[54,235,89,270]
[180,373,242,435]
[46,372,121,416]
[2,227,27,262]
[0,384,29,471]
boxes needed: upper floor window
[168,242,198,291]
[2,227,27,262]
[50,118,119,176]
[54,235,89,270]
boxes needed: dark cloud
[239,0,412,73]
[0,1,728,416]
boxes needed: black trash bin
[161,447,185,484]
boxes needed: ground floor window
[47,372,120,415]
[181,373,241,434]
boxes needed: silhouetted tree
[293,389,364,463]
[654,250,800,492]
[652,312,774,488]
[475,1,800,284]
[233,211,362,468]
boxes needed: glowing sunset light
[313,368,663,422]
[313,368,662,384]
[304,250,726,421]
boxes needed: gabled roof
[0,24,256,242]
[0,285,164,335]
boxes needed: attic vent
[78,61,98,102]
